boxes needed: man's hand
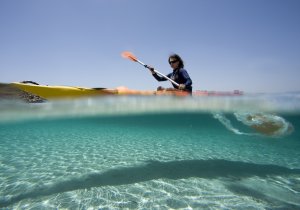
[178,84,186,90]
[146,65,155,74]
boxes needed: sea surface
[0,93,300,209]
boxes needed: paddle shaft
[135,59,179,87]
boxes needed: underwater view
[0,94,300,209]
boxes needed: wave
[1,93,300,122]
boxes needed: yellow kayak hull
[10,82,117,99]
[3,82,243,100]
[8,83,191,99]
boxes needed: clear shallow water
[0,94,300,209]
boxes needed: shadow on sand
[1,159,300,208]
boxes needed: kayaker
[149,54,193,93]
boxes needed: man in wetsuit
[149,54,193,93]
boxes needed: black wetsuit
[152,68,193,92]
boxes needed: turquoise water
[0,94,300,209]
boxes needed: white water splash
[234,112,294,137]
[213,112,294,137]
[213,113,255,136]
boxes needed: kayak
[0,82,243,101]
[9,82,117,98]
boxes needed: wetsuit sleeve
[180,69,192,86]
[152,72,172,82]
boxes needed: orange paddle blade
[121,51,138,62]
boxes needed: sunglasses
[169,60,178,64]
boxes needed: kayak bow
[10,82,117,99]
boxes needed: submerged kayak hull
[1,82,243,100]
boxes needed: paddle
[121,51,179,87]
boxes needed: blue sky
[1,0,299,93]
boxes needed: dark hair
[168,54,184,68]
